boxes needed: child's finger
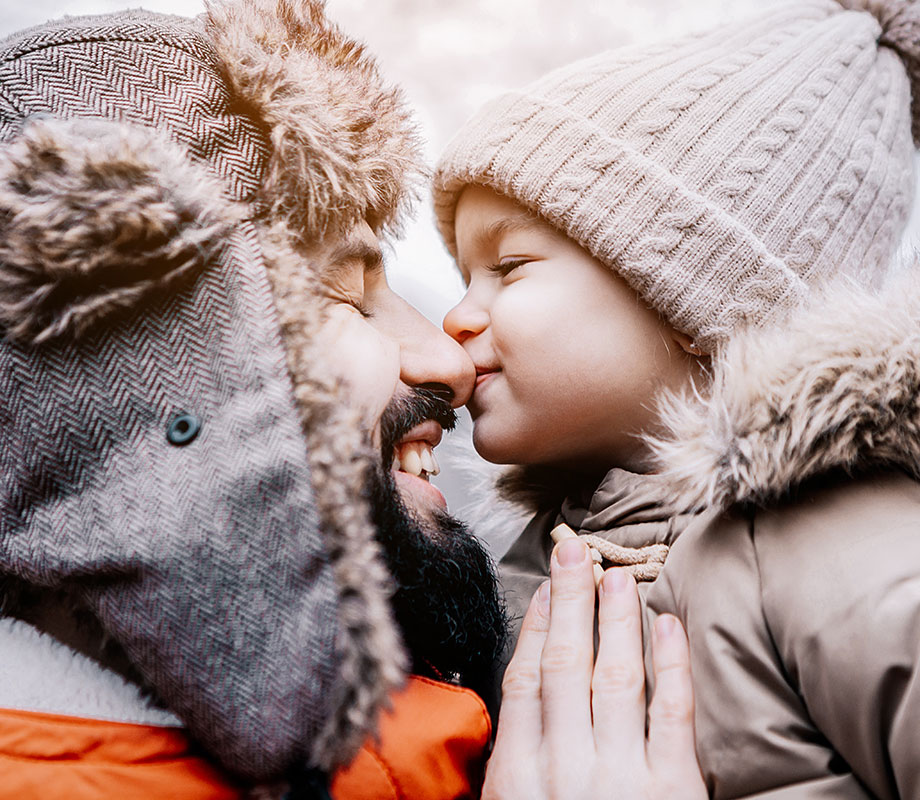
[592,567,646,758]
[646,614,697,768]
[493,580,551,757]
[541,537,596,753]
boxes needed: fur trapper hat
[0,0,421,784]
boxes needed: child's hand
[483,538,706,800]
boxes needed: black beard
[368,388,507,700]
[379,385,459,452]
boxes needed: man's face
[309,221,474,518]
[308,222,505,691]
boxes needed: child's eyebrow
[476,214,546,251]
[458,211,549,278]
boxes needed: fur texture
[256,222,406,770]
[205,0,423,243]
[650,274,920,511]
[0,118,239,345]
[202,1,426,765]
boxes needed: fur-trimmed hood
[650,273,920,512]
[0,0,422,785]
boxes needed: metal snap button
[166,412,201,446]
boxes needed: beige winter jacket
[499,279,920,798]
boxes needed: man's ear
[670,328,706,357]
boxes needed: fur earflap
[256,222,407,770]
[650,274,920,511]
[204,0,423,243]
[0,117,239,345]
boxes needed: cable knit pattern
[434,0,917,350]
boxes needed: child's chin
[472,426,524,466]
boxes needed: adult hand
[483,537,706,799]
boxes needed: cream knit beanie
[434,0,920,350]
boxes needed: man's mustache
[379,387,457,463]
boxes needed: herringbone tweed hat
[0,0,420,784]
[435,0,920,350]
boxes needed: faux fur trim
[0,117,239,345]
[204,0,423,243]
[257,222,406,771]
[202,0,421,765]
[650,275,920,511]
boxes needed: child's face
[444,185,701,471]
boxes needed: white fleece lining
[0,616,182,727]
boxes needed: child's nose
[443,295,489,345]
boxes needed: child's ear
[671,329,706,357]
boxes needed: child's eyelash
[485,259,528,277]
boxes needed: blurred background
[3,0,919,551]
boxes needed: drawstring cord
[550,523,669,582]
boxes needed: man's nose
[400,305,475,408]
[443,293,489,345]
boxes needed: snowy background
[3,0,919,549]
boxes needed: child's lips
[474,367,500,391]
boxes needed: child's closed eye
[485,258,529,278]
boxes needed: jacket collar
[560,468,695,547]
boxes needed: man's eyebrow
[327,240,384,273]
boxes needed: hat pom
[0,117,238,345]
[838,0,920,145]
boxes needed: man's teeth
[393,441,440,478]
[420,447,437,475]
[402,447,422,477]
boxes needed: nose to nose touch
[433,332,475,407]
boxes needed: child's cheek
[494,284,582,375]
[491,283,559,358]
